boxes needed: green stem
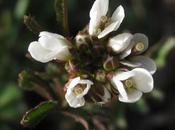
[55,0,69,36]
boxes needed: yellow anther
[135,42,144,51]
[73,84,86,96]
[100,16,108,23]
[124,79,134,89]
[96,16,110,34]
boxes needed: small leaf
[54,0,69,36]
[154,38,175,68]
[0,84,22,108]
[21,101,58,127]
[15,0,29,19]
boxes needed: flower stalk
[55,0,69,36]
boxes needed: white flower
[111,68,153,103]
[28,31,71,63]
[108,33,148,59]
[65,77,93,108]
[108,33,156,74]
[89,0,125,39]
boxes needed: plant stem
[55,0,69,36]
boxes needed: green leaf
[0,84,22,108]
[155,38,175,68]
[55,0,69,36]
[21,100,58,127]
[14,0,29,19]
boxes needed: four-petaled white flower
[28,31,71,63]
[111,68,153,103]
[89,0,125,39]
[65,77,93,108]
[108,33,148,59]
[108,33,156,74]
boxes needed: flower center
[96,16,111,34]
[135,42,144,52]
[73,84,86,96]
[124,78,135,89]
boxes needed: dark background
[0,0,175,130]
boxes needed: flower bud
[28,31,72,63]
[95,70,106,82]
[75,31,92,49]
[103,56,119,71]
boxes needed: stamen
[73,84,86,96]
[135,42,144,51]
[124,79,134,89]
[100,16,108,24]
[96,16,111,34]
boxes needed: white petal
[28,41,54,63]
[120,60,140,68]
[66,77,93,98]
[54,47,71,61]
[98,22,119,38]
[39,34,68,51]
[89,11,98,35]
[119,49,132,59]
[108,33,133,53]
[111,5,125,22]
[97,5,125,38]
[40,31,65,39]
[111,78,127,99]
[110,5,125,32]
[89,0,109,36]
[68,77,81,90]
[119,89,142,103]
[65,92,85,108]
[113,71,134,81]
[77,84,91,98]
[132,68,154,93]
[90,0,109,19]
[121,56,157,74]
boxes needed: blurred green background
[1,0,175,130]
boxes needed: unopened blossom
[28,31,71,63]
[89,0,125,39]
[111,68,153,103]
[65,77,93,108]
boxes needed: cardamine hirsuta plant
[19,0,156,128]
